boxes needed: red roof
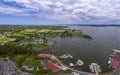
[38,54,51,58]
[110,56,120,70]
[45,61,59,71]
[110,59,118,70]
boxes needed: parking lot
[0,59,16,75]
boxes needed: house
[9,38,16,41]
[26,66,34,71]
[60,66,68,71]
[30,38,43,44]
[110,56,120,70]
[45,61,59,72]
[38,54,51,58]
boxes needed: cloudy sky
[0,0,120,25]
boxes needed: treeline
[0,43,36,57]
[0,25,66,34]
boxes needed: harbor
[59,54,84,67]
[58,53,103,75]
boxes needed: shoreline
[54,55,113,75]
[54,55,94,75]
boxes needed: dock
[89,63,101,75]
[67,54,73,58]
[59,54,69,59]
[59,54,73,59]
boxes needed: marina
[59,54,84,67]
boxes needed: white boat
[108,60,111,65]
[59,54,69,59]
[76,59,84,66]
[69,63,75,67]
[67,54,73,58]
[112,49,120,55]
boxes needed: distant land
[62,24,120,27]
[1,24,120,27]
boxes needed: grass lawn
[0,37,10,44]
[24,60,42,67]
[21,29,36,33]
[31,41,54,48]
[11,33,25,38]
[38,29,51,33]
[27,55,41,60]
[46,41,54,46]
[51,59,61,66]
[13,55,27,67]
[23,60,42,73]
[51,30,66,33]
[72,30,83,34]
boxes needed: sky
[0,0,120,25]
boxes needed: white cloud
[0,4,28,14]
[2,0,120,23]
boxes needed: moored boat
[67,54,73,58]
[76,59,84,66]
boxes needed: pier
[89,63,101,75]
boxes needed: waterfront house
[110,56,120,70]
[45,61,59,72]
[26,66,34,71]
[38,53,51,58]
[30,38,43,44]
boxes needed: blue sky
[0,0,120,25]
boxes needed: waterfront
[49,26,120,73]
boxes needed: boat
[108,60,111,65]
[67,54,73,58]
[109,54,114,58]
[89,63,101,73]
[69,63,75,67]
[76,59,84,66]
[59,54,69,59]
[112,49,120,55]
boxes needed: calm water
[49,26,120,73]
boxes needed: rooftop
[110,56,120,70]
[45,61,59,72]
[38,54,51,58]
